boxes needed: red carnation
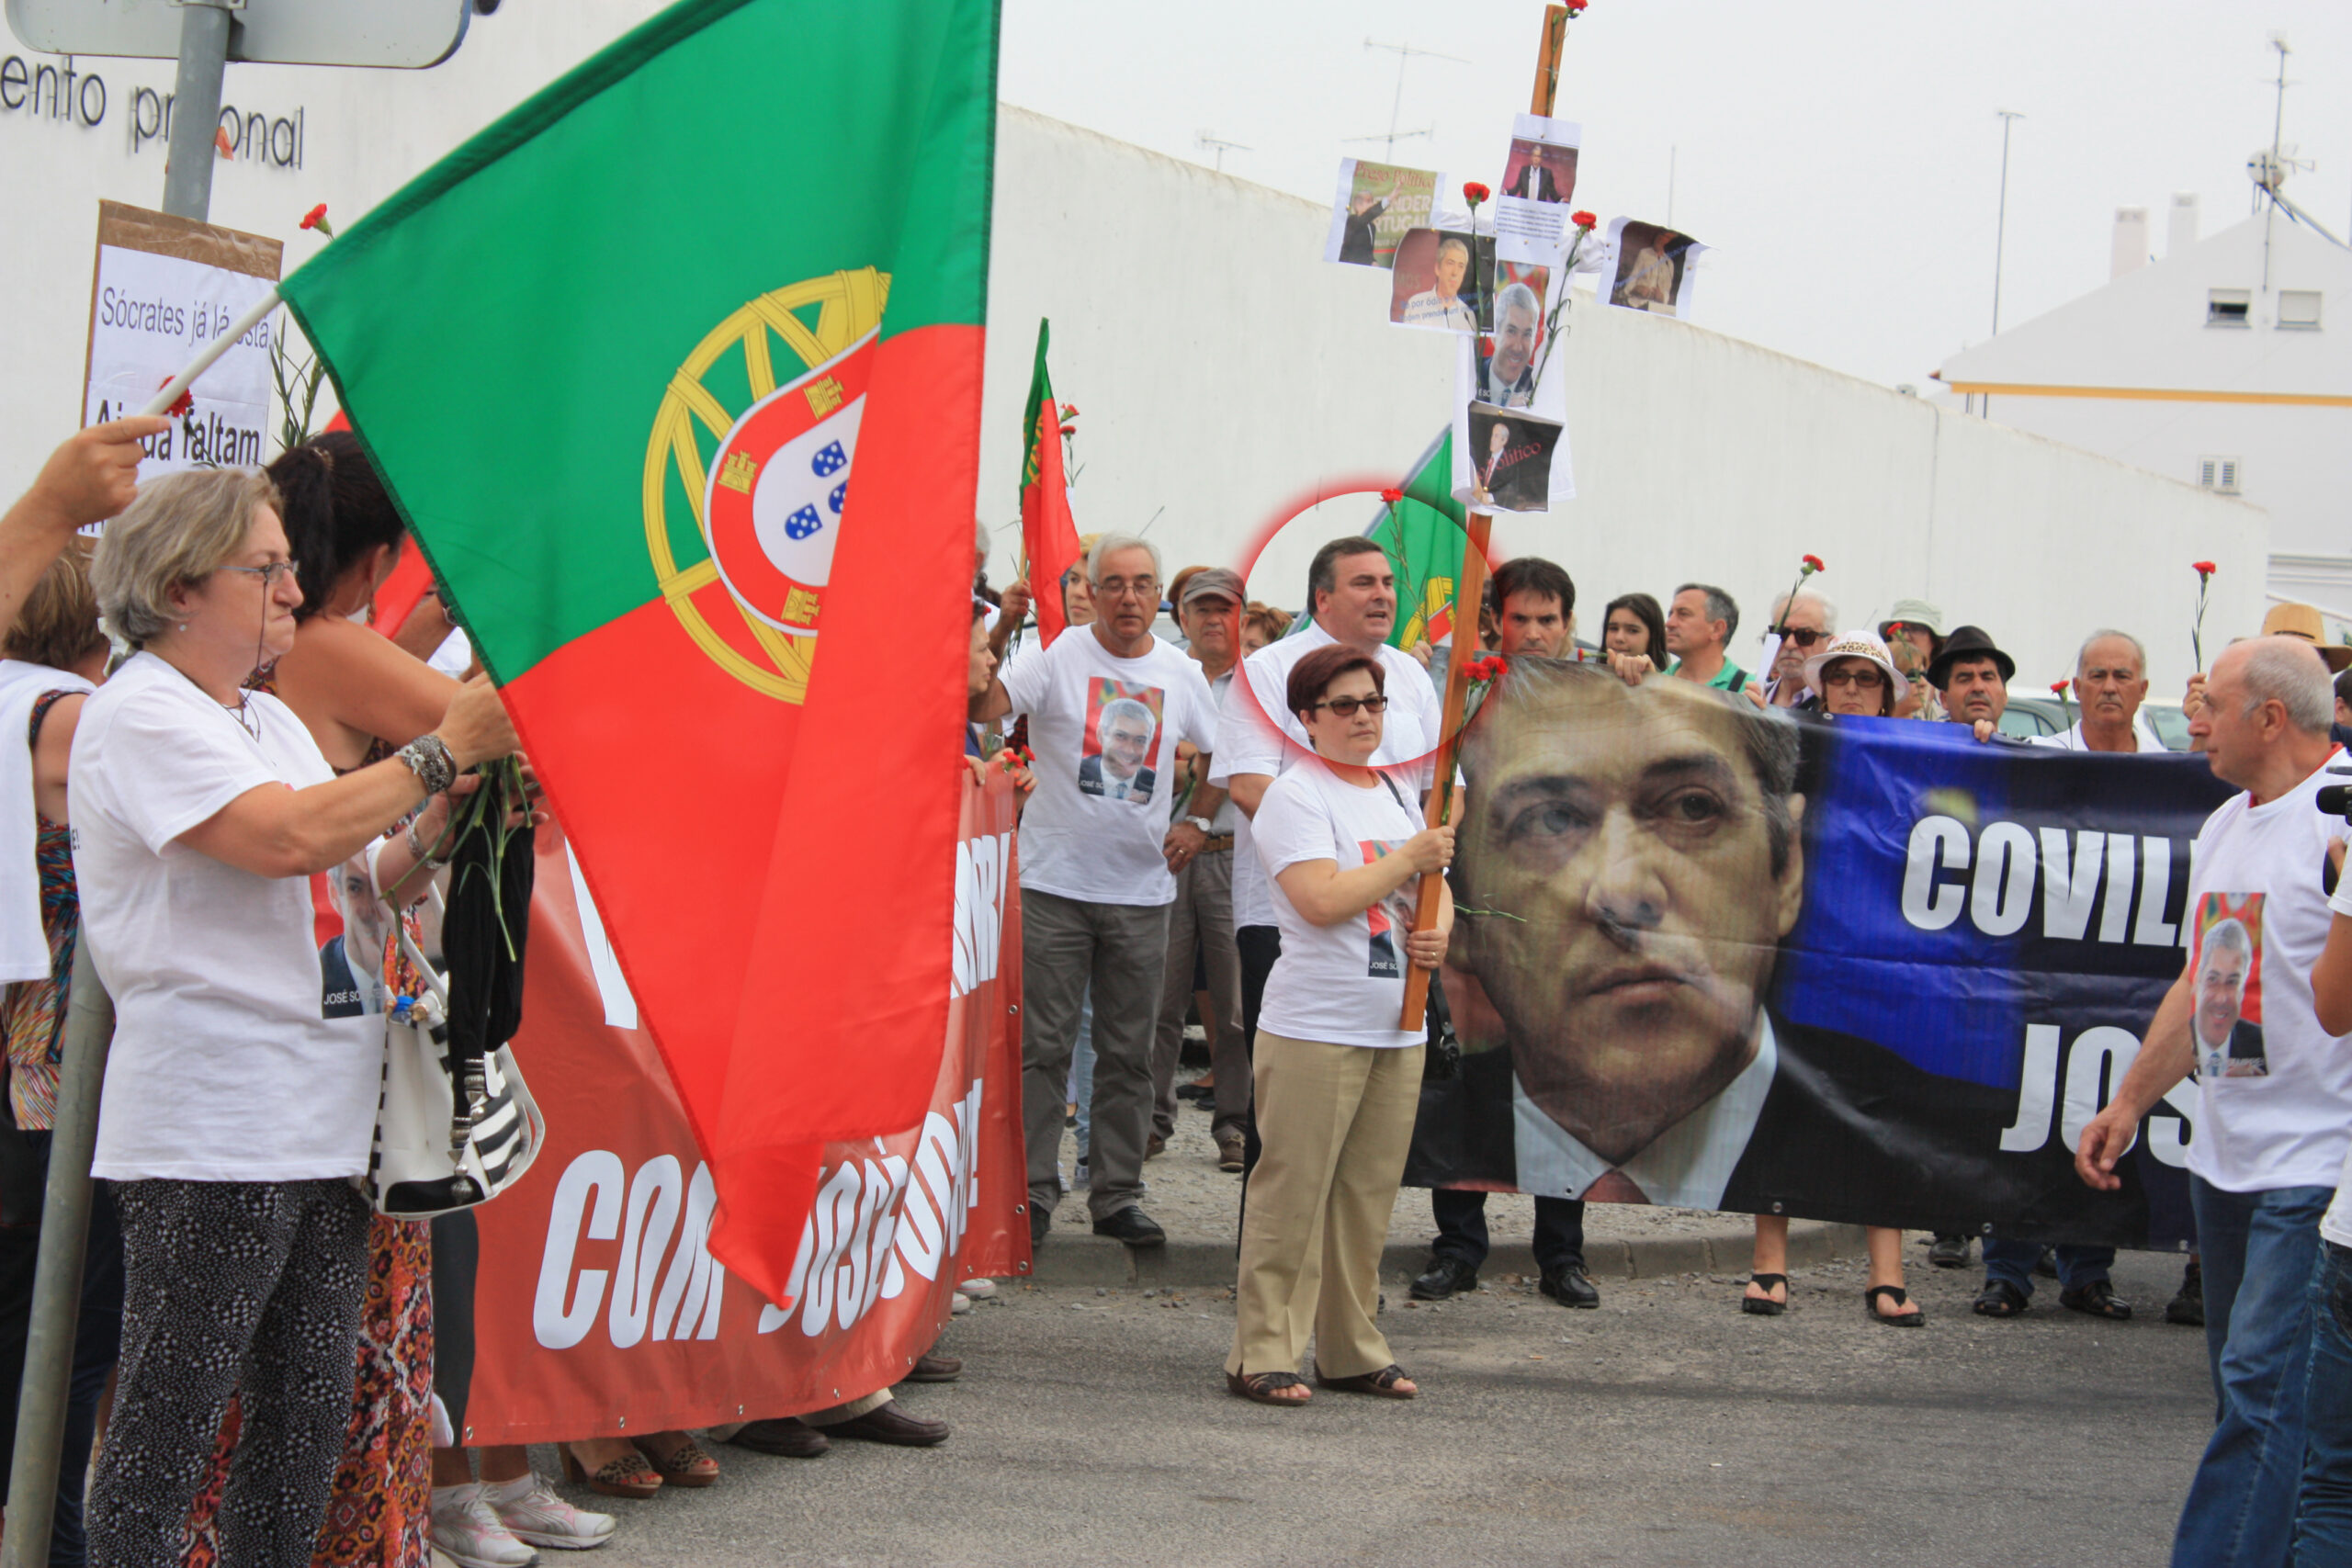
[1060,402,1080,420]
[158,375,192,418]
[1567,0,1589,11]
[1462,181,1490,208]
[298,203,334,237]
[1380,487,1405,505]
[1571,209,1598,231]
[2051,680,2070,695]
[2192,559,2217,576]
[1802,554,1825,573]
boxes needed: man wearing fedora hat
[2261,602,2352,675]
[1928,626,2015,742]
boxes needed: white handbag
[360,923,544,1219]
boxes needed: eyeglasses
[1822,667,1886,689]
[1094,577,1159,602]
[1781,627,1827,649]
[1311,694,1389,716]
[220,560,300,589]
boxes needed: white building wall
[1,7,2264,699]
[1939,215,2352,599]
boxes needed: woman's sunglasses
[1311,694,1389,717]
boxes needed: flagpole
[1398,6,1570,1031]
[140,288,284,417]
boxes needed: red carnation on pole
[157,375,192,419]
[2191,559,2217,671]
[1566,0,1589,12]
[1570,210,1598,231]
[1462,181,1490,209]
[299,203,335,238]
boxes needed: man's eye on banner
[2192,894,2267,1080]
[1080,679,1164,803]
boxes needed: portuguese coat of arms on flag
[278,0,1001,1302]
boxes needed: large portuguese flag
[278,0,1000,1303]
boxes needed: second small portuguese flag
[279,0,1000,1303]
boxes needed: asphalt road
[560,1241,2210,1567]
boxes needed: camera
[2318,765,2352,819]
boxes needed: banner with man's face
[1408,660,2237,1249]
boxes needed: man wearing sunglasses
[1758,590,1835,710]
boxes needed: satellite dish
[2248,148,2290,195]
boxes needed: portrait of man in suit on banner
[1413,660,2021,1229]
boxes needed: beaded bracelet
[395,733,456,796]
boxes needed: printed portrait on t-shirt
[1361,838,1412,977]
[1078,678,1165,803]
[2190,893,2266,1079]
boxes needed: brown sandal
[1225,1370,1310,1406]
[560,1446,662,1499]
[632,1433,720,1487]
[1314,1362,1419,1399]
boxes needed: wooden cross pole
[1397,5,1573,1030]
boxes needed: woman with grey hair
[74,468,524,1567]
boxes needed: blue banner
[1407,663,2233,1250]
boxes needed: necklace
[154,650,263,744]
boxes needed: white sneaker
[432,1484,542,1568]
[957,1277,997,1300]
[484,1472,616,1551]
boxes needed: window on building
[2279,290,2323,330]
[2198,456,2243,494]
[2208,288,2251,326]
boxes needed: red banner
[458,771,1027,1445]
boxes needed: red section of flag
[707,322,986,1304]
[1019,321,1081,647]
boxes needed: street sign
[4,0,471,69]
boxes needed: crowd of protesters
[9,416,2352,1564]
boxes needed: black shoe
[1973,1279,2030,1318]
[1029,1205,1050,1247]
[1409,1255,1478,1302]
[1928,1234,1972,1269]
[2166,1259,2205,1327]
[725,1416,830,1458]
[2059,1279,2132,1321]
[1091,1206,1167,1247]
[1538,1263,1600,1308]
[2032,1246,2059,1280]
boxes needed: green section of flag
[1367,431,1467,649]
[280,0,999,681]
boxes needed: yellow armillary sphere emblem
[642,266,889,703]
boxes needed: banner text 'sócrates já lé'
[280,0,1001,1303]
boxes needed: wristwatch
[1183,815,1215,834]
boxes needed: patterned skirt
[181,1214,435,1568]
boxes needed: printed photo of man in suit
[1429,659,2017,1224]
[2192,913,2267,1078]
[1079,694,1159,802]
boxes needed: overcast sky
[999,0,2352,391]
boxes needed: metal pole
[1988,109,2023,420]
[1,939,114,1568]
[161,0,238,221]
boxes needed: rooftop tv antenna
[1356,38,1469,162]
[1197,132,1252,174]
[2247,35,2345,281]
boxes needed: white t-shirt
[2179,751,2352,1198]
[1253,756,1426,1049]
[2027,713,2165,752]
[1209,619,1442,930]
[71,652,384,1181]
[1001,626,1220,907]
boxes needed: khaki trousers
[1226,1032,1424,1381]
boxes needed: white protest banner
[82,201,284,479]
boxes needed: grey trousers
[1023,887,1172,1222]
[1150,848,1250,1142]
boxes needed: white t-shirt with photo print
[2180,753,2352,1199]
[1252,755,1427,1050]
[1001,624,1220,907]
